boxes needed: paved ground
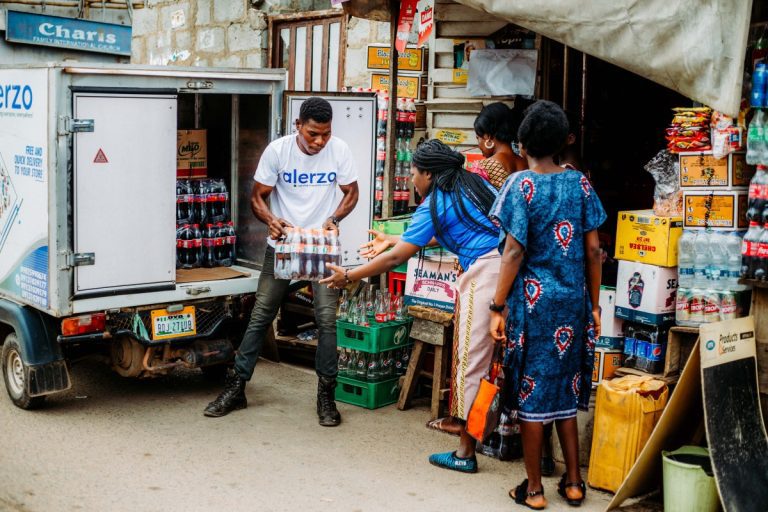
[0,357,620,512]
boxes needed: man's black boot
[317,376,341,427]
[203,368,247,417]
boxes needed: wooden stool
[397,306,453,420]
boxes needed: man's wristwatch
[489,300,505,313]
[328,216,340,227]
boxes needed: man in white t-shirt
[204,98,359,426]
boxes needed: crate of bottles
[335,375,401,409]
[336,318,413,353]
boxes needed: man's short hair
[299,97,333,124]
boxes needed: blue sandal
[428,451,478,473]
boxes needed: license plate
[150,306,196,340]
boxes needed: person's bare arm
[490,234,525,341]
[584,230,602,336]
[251,181,292,239]
[320,240,421,288]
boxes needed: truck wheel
[2,334,45,410]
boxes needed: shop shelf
[335,375,401,409]
[336,318,413,353]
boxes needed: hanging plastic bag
[644,150,682,216]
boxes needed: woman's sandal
[509,479,547,510]
[557,474,586,507]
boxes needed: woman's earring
[484,139,495,150]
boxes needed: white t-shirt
[253,134,357,246]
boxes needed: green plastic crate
[335,375,401,409]
[372,215,412,235]
[336,318,413,353]
[393,262,408,273]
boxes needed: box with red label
[614,260,678,326]
[404,249,459,313]
[592,348,623,387]
[177,130,208,179]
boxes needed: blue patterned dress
[490,169,607,421]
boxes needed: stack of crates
[335,317,413,409]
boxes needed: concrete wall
[132,0,332,68]
[344,17,389,89]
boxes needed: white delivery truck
[0,63,377,409]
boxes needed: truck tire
[2,333,45,410]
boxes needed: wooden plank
[397,340,425,410]
[431,345,444,420]
[431,68,456,83]
[320,22,329,92]
[436,53,454,69]
[433,112,481,129]
[433,38,455,53]
[664,327,699,377]
[409,317,447,346]
[758,339,768,394]
[437,20,507,38]
[435,3,501,22]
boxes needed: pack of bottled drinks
[274,227,341,281]
[176,178,235,269]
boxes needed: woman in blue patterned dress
[489,101,606,510]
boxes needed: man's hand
[268,218,293,240]
[489,311,506,342]
[322,217,339,235]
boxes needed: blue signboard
[5,10,131,56]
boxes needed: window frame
[268,11,347,92]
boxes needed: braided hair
[411,139,498,257]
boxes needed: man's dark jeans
[234,246,339,379]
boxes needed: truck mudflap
[0,299,72,397]
[27,360,71,397]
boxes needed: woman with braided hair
[321,139,502,473]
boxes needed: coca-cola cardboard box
[404,249,459,312]
[614,260,678,326]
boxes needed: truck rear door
[73,93,177,297]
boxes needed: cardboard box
[679,151,754,188]
[615,210,683,267]
[682,190,748,230]
[404,249,459,312]
[592,349,623,387]
[599,286,623,338]
[615,260,678,326]
[177,130,207,178]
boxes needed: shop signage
[367,45,426,72]
[435,129,467,145]
[5,10,132,56]
[370,72,423,100]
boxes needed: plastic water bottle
[677,230,696,288]
[748,110,766,165]
[708,231,727,290]
[692,231,710,288]
[725,232,745,291]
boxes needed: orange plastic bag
[466,343,503,442]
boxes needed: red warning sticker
[93,148,109,163]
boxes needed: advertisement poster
[0,68,49,309]
[395,0,418,53]
[417,0,433,47]
[453,39,486,84]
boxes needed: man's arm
[251,181,292,239]
[323,181,359,231]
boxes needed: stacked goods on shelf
[273,227,341,281]
[373,93,415,219]
[665,107,712,153]
[175,178,235,269]
[335,286,413,409]
[614,211,680,375]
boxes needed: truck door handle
[186,286,211,296]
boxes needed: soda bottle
[689,288,706,325]
[396,97,406,138]
[747,165,767,220]
[406,98,416,138]
[400,346,411,372]
[748,110,767,166]
[337,289,349,320]
[756,222,768,280]
[742,221,763,279]
[176,180,194,224]
[219,221,236,267]
[326,229,340,271]
[751,62,768,108]
[175,224,185,269]
[338,349,349,377]
[288,228,301,279]
[703,289,721,323]
[374,137,386,219]
[193,179,209,226]
[377,93,389,137]
[677,230,696,288]
[202,223,217,268]
[720,290,738,320]
[367,353,381,382]
[675,287,691,326]
[355,351,368,380]
[347,349,357,376]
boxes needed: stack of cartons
[613,210,682,376]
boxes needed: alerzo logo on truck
[0,84,33,110]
